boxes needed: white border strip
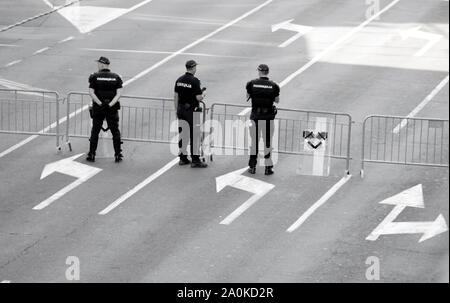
[393,74,449,134]
[287,175,352,233]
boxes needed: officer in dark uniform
[87,56,123,163]
[246,64,280,175]
[174,60,207,168]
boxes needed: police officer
[246,64,280,175]
[87,56,123,163]
[174,60,207,168]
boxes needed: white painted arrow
[217,168,275,225]
[42,0,153,34]
[367,184,448,243]
[400,26,442,57]
[33,154,102,210]
[271,19,312,48]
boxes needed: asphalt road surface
[0,0,448,283]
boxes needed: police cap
[257,64,269,72]
[185,60,198,69]
[96,56,110,65]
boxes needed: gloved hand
[100,103,109,112]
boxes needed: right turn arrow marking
[367,184,448,243]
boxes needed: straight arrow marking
[217,168,275,225]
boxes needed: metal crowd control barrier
[361,115,449,177]
[0,88,62,149]
[208,103,352,174]
[65,92,207,158]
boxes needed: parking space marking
[99,157,179,215]
[287,175,352,233]
[393,74,449,133]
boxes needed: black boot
[191,157,208,168]
[115,153,123,163]
[179,155,191,166]
[248,166,256,174]
[113,140,123,163]
[265,166,274,175]
[86,152,95,162]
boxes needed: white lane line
[0,78,47,91]
[4,60,22,67]
[133,13,227,26]
[81,48,249,59]
[124,0,155,14]
[124,0,274,86]
[1,280,11,283]
[393,75,449,133]
[33,47,50,55]
[238,107,252,116]
[287,175,352,233]
[280,0,401,87]
[0,44,18,47]
[58,36,74,43]
[99,158,179,215]
[0,135,39,159]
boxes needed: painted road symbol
[399,26,442,57]
[297,117,331,176]
[42,0,154,34]
[271,19,313,48]
[216,167,275,225]
[303,131,328,150]
[367,184,448,243]
[33,154,102,210]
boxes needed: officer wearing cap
[246,64,280,175]
[174,60,207,168]
[87,56,123,163]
